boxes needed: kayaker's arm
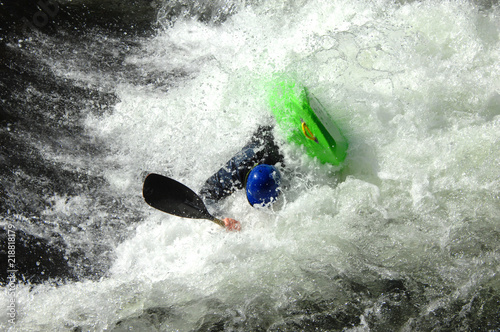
[199,125,284,204]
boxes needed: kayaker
[199,125,284,231]
[142,83,347,232]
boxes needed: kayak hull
[269,80,348,165]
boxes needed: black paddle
[142,173,225,228]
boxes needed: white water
[3,0,500,330]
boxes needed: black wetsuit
[199,126,284,204]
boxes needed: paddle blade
[143,173,213,220]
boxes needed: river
[1,0,499,330]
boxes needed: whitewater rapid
[1,0,499,330]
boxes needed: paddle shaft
[212,218,225,227]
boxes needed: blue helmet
[246,164,281,206]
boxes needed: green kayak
[268,80,348,165]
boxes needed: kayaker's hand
[223,218,241,232]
